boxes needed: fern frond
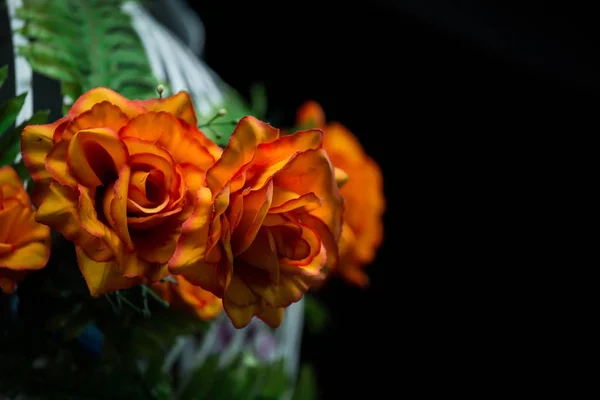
[16,0,158,107]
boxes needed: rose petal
[119,112,215,169]
[334,167,349,188]
[0,203,50,248]
[273,148,343,258]
[131,212,184,264]
[61,101,129,141]
[238,229,280,284]
[239,265,315,308]
[46,141,77,187]
[269,189,321,214]
[36,182,112,262]
[21,117,68,181]
[68,87,146,118]
[132,91,197,126]
[75,245,141,297]
[231,180,273,255]
[181,121,223,160]
[179,163,206,201]
[77,186,122,258]
[222,274,261,328]
[0,241,49,270]
[107,165,134,251]
[245,129,322,191]
[126,206,182,229]
[206,116,279,196]
[257,307,285,328]
[67,128,128,188]
[0,166,30,205]
[296,100,326,128]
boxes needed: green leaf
[0,92,27,134]
[16,0,159,111]
[292,364,318,400]
[0,65,8,88]
[0,109,49,167]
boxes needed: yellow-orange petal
[0,165,22,187]
[0,241,49,270]
[179,163,206,201]
[106,165,134,251]
[223,274,260,328]
[175,277,223,320]
[46,141,77,187]
[119,112,215,170]
[36,182,112,262]
[238,230,280,284]
[0,166,30,205]
[274,148,343,242]
[183,122,223,160]
[257,307,285,328]
[67,128,128,188]
[296,100,326,129]
[75,246,141,296]
[21,117,69,181]
[334,167,349,188]
[231,180,273,256]
[338,261,370,288]
[269,189,321,214]
[0,204,50,248]
[297,213,339,270]
[238,267,313,309]
[132,91,197,126]
[131,213,183,264]
[68,87,146,119]
[206,116,279,196]
[61,101,129,141]
[245,129,323,191]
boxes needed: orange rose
[0,166,51,293]
[21,88,221,296]
[152,276,223,320]
[169,116,343,328]
[297,101,385,287]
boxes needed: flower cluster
[15,88,384,328]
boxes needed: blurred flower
[152,275,223,320]
[169,116,343,328]
[0,166,51,293]
[21,87,221,296]
[297,101,385,287]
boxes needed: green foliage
[15,0,159,107]
[0,64,50,172]
[178,353,290,400]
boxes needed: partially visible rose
[21,88,221,296]
[169,116,343,328]
[152,276,223,320]
[297,101,385,287]
[0,166,51,293]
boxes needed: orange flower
[297,101,385,287]
[0,166,51,293]
[21,88,221,296]
[169,116,343,328]
[152,276,223,320]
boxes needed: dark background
[187,1,599,397]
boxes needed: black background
[188,1,599,397]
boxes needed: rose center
[127,168,169,214]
